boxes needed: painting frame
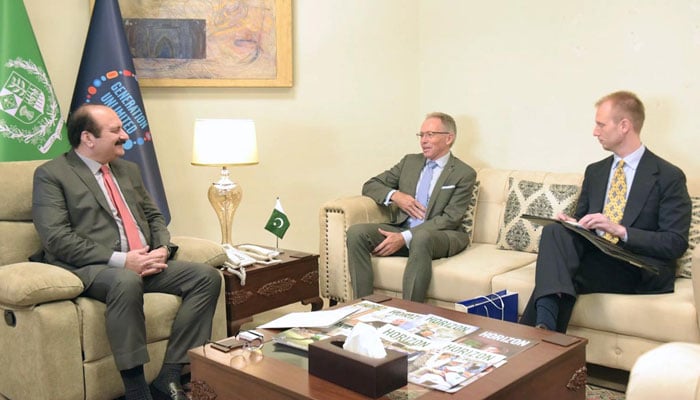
[90,0,293,88]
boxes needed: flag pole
[274,195,279,252]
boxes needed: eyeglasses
[416,131,451,139]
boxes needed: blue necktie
[411,161,438,227]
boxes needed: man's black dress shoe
[150,382,187,400]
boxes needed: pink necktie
[101,165,143,250]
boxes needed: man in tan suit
[347,112,476,302]
[32,105,220,400]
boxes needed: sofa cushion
[0,160,44,221]
[496,178,580,252]
[371,243,537,303]
[461,181,480,243]
[79,293,181,362]
[572,278,700,343]
[626,342,700,400]
[677,196,700,278]
[0,262,84,306]
[0,221,42,266]
[492,263,700,344]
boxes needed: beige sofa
[319,167,700,371]
[626,342,700,400]
[0,160,229,400]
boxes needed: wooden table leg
[302,296,324,311]
[227,316,253,336]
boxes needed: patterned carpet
[587,384,626,400]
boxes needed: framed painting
[92,0,292,87]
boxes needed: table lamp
[191,118,259,245]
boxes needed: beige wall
[26,0,421,253]
[25,1,700,254]
[418,1,700,187]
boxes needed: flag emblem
[0,60,63,153]
[265,198,290,239]
[0,0,69,161]
[0,70,45,123]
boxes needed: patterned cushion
[461,181,480,243]
[676,196,700,278]
[496,178,581,253]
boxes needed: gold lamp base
[207,166,242,245]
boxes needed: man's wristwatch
[159,245,171,259]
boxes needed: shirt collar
[429,152,451,168]
[75,151,104,175]
[613,144,645,171]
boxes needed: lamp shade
[191,119,259,166]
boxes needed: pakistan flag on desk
[0,0,70,161]
[265,197,291,239]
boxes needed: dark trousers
[346,223,452,302]
[82,261,221,370]
[520,223,641,332]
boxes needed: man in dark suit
[347,112,477,302]
[520,91,691,333]
[32,104,221,400]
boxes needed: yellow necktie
[602,160,626,243]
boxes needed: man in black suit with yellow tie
[347,112,477,302]
[32,104,221,400]
[520,91,692,333]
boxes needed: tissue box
[308,336,408,398]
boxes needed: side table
[223,246,323,335]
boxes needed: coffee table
[223,246,322,336]
[189,298,588,399]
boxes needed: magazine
[407,341,507,393]
[350,309,479,342]
[272,300,402,351]
[406,314,479,342]
[376,324,434,359]
[324,300,400,336]
[432,332,532,393]
[359,307,427,330]
[272,327,332,351]
[457,329,539,359]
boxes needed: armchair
[0,160,228,400]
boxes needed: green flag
[265,197,290,239]
[0,0,69,161]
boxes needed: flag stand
[274,237,284,254]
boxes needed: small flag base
[274,237,285,254]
